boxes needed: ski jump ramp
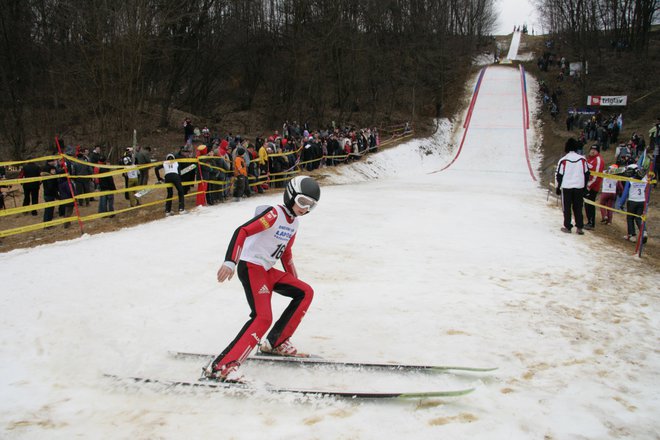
[431,63,536,191]
[504,31,522,62]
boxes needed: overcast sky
[496,0,540,35]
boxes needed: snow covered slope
[505,31,522,62]
[1,65,659,439]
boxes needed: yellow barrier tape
[582,197,646,221]
[64,154,126,170]
[590,170,656,184]
[0,183,177,218]
[63,154,195,169]
[202,179,232,186]
[197,160,231,173]
[0,155,60,167]
[0,189,205,238]
[549,182,649,222]
[0,216,75,238]
[0,198,73,217]
[2,173,61,186]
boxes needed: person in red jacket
[203,176,321,383]
[584,144,604,230]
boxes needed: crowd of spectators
[186,119,381,204]
[537,43,657,245]
[1,119,391,228]
[556,121,656,244]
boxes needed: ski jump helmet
[284,176,321,213]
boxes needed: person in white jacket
[556,138,589,234]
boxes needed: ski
[169,351,497,373]
[105,374,474,399]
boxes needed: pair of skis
[107,351,496,400]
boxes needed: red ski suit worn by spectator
[587,153,604,191]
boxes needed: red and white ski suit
[211,205,313,372]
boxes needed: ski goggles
[294,194,318,211]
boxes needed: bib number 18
[271,244,286,259]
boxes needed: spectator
[616,141,633,166]
[247,144,263,194]
[123,155,140,207]
[97,156,116,217]
[217,140,232,200]
[156,153,186,215]
[183,118,194,146]
[20,160,42,216]
[202,126,211,145]
[233,147,249,201]
[195,144,211,205]
[87,146,103,197]
[72,148,93,206]
[41,159,59,225]
[257,142,269,189]
[134,146,152,187]
[175,146,195,194]
[57,162,75,228]
[550,102,559,120]
[120,148,134,200]
[202,149,222,205]
[326,134,340,166]
[566,107,576,131]
[584,144,604,230]
[0,166,6,210]
[556,138,589,235]
[89,146,102,164]
[651,118,659,187]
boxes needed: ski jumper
[624,177,648,237]
[211,205,314,372]
[599,176,617,223]
[162,158,185,212]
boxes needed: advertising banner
[587,95,628,106]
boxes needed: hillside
[1,30,659,267]
[516,29,659,264]
[2,52,659,439]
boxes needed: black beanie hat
[565,138,578,153]
[590,144,600,152]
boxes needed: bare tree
[0,0,500,158]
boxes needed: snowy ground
[2,66,659,439]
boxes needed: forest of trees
[535,0,657,57]
[3,0,655,160]
[0,0,498,159]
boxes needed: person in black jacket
[556,138,589,234]
[97,156,116,217]
[155,153,186,215]
[41,159,60,224]
[72,148,93,206]
[20,161,41,216]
